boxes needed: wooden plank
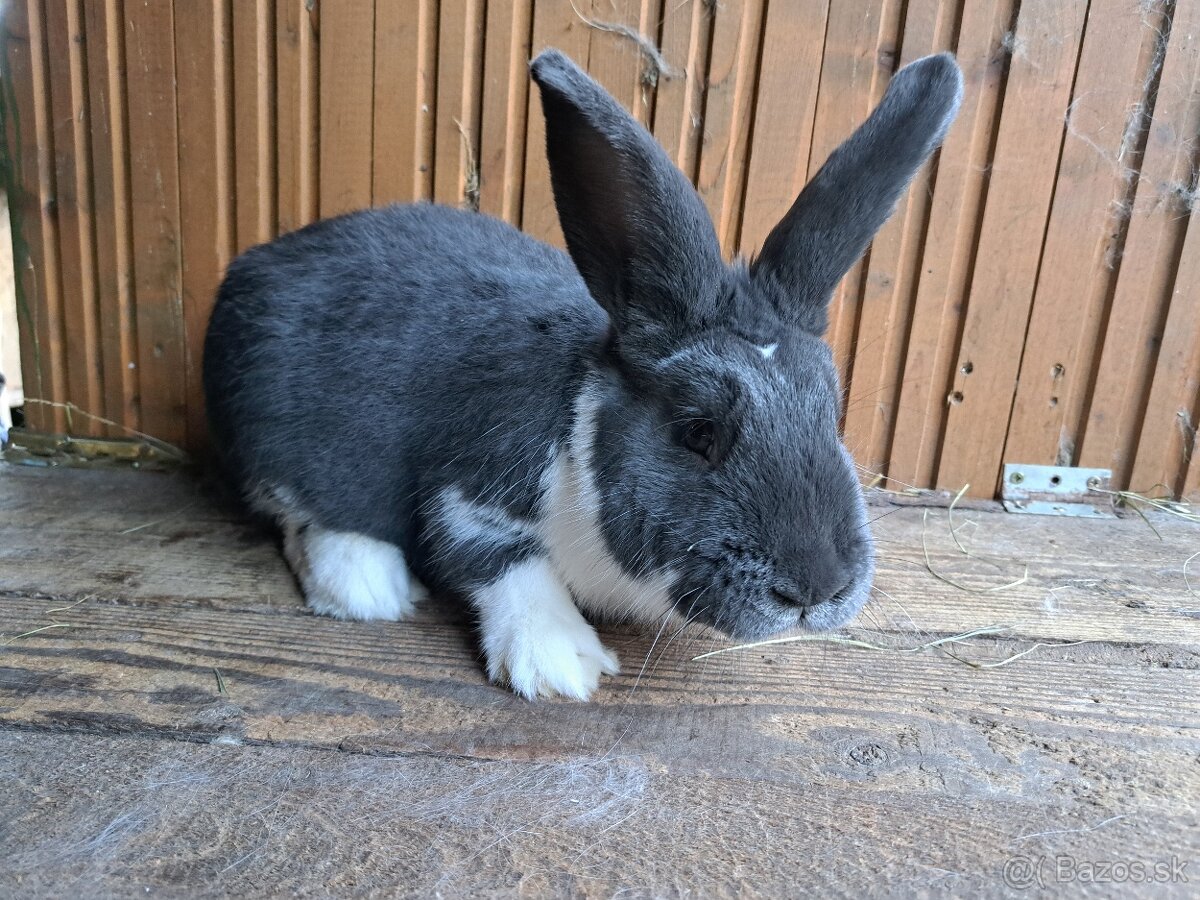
[477,0,534,224]
[1128,203,1200,496]
[82,0,138,435]
[520,0,591,246]
[3,0,68,432]
[0,467,1198,895]
[3,727,1194,897]
[935,0,1088,495]
[317,0,375,217]
[370,2,420,206]
[1004,0,1169,476]
[579,0,646,123]
[842,0,958,478]
[887,0,1014,490]
[736,1,828,255]
[123,0,186,449]
[276,0,319,230]
[432,0,485,209]
[694,0,765,257]
[1081,0,1200,490]
[650,0,713,182]
[233,0,276,248]
[175,1,236,453]
[44,0,103,434]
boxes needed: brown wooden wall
[3,0,1199,499]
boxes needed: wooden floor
[1,464,1197,897]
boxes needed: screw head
[1086,476,1101,490]
[1009,471,1025,484]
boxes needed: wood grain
[936,0,1088,494]
[0,465,1197,895]
[175,0,236,453]
[276,0,319,230]
[82,0,139,434]
[45,0,102,434]
[1080,0,1200,489]
[124,0,187,448]
[370,1,420,206]
[232,0,277,249]
[478,0,534,224]
[317,0,375,217]
[1003,0,1165,475]
[4,0,68,432]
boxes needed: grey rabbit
[203,49,963,700]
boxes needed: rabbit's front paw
[475,557,620,700]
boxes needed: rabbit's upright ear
[530,50,724,335]
[752,54,963,333]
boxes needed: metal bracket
[1001,463,1114,518]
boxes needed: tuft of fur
[204,49,963,699]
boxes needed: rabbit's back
[203,203,605,560]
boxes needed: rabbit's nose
[772,559,851,608]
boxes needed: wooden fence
[3,0,1198,499]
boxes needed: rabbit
[203,49,963,700]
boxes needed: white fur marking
[284,524,422,621]
[434,486,537,553]
[475,557,620,700]
[539,382,678,623]
[758,343,778,359]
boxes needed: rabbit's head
[531,50,962,638]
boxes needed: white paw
[475,558,620,701]
[284,525,418,622]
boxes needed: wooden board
[276,0,319,230]
[317,0,375,218]
[1,464,1197,895]
[124,0,187,449]
[175,0,236,452]
[81,0,139,435]
[477,0,534,224]
[370,0,422,207]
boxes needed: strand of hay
[692,624,1093,668]
[569,1,676,86]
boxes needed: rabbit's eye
[682,420,716,460]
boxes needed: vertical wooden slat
[843,0,959,477]
[45,0,103,433]
[1129,205,1200,496]
[82,0,138,434]
[4,0,68,432]
[580,0,646,121]
[1003,0,1166,475]
[371,2,420,205]
[478,0,534,224]
[805,0,902,386]
[936,0,1089,494]
[650,0,714,182]
[175,0,236,451]
[233,0,276,248]
[277,0,319,230]
[318,0,375,218]
[736,1,829,255]
[1080,0,1200,488]
[432,0,485,208]
[521,0,591,245]
[887,0,1015,488]
[124,0,186,447]
[414,0,438,202]
[695,0,766,258]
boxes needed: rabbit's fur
[204,50,962,700]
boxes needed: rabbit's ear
[752,54,963,333]
[530,50,724,333]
